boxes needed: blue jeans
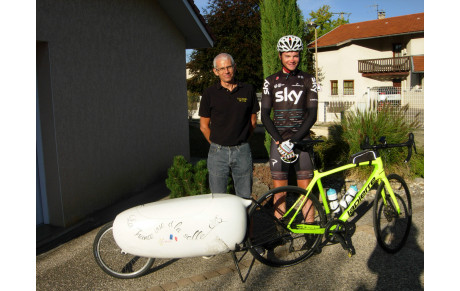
[207,142,253,199]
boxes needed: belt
[211,142,248,148]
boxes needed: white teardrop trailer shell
[112,194,252,258]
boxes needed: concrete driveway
[37,181,424,291]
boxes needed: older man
[199,53,260,199]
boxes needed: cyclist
[261,35,319,221]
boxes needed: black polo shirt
[199,81,260,146]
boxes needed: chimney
[378,11,386,19]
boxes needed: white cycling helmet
[277,35,303,52]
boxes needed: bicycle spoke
[247,186,325,267]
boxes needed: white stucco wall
[407,38,424,55]
[315,34,424,122]
[37,0,194,226]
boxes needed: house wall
[316,34,424,122]
[37,0,190,226]
[407,37,424,55]
[318,44,392,96]
[317,44,392,121]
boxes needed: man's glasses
[215,65,234,73]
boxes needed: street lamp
[308,21,318,82]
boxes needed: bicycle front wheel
[93,222,155,279]
[247,186,326,267]
[373,174,412,253]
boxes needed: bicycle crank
[324,219,356,256]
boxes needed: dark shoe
[300,234,317,250]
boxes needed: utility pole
[307,21,318,82]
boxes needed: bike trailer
[112,194,252,258]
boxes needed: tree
[305,5,349,39]
[303,5,350,79]
[260,0,307,77]
[187,90,201,120]
[260,0,306,154]
[187,0,262,94]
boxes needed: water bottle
[340,185,359,208]
[326,188,341,214]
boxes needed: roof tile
[412,55,424,72]
[309,12,424,48]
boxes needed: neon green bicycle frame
[284,155,400,234]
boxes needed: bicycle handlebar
[361,133,417,163]
[292,139,324,152]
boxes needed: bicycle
[93,133,415,280]
[247,133,416,267]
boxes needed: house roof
[412,55,424,72]
[308,12,424,49]
[157,0,215,49]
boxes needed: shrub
[339,102,422,179]
[165,156,238,198]
[193,159,209,194]
[313,125,349,171]
[165,156,210,198]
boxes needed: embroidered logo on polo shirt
[237,97,247,102]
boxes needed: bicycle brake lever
[404,146,412,163]
[404,133,415,163]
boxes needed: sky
[194,0,424,23]
[186,0,425,61]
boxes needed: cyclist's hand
[278,140,294,157]
[281,140,294,152]
[278,140,298,163]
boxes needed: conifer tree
[260,0,307,78]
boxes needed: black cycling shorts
[269,140,314,180]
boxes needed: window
[331,80,338,95]
[393,43,402,57]
[343,80,354,95]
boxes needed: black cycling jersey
[261,69,318,143]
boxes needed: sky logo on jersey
[311,77,318,93]
[275,88,303,104]
[263,79,270,95]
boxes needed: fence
[319,86,424,128]
[190,87,424,128]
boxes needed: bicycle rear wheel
[247,186,326,267]
[93,221,155,279]
[373,174,412,253]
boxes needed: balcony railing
[358,56,411,74]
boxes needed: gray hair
[213,53,235,68]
